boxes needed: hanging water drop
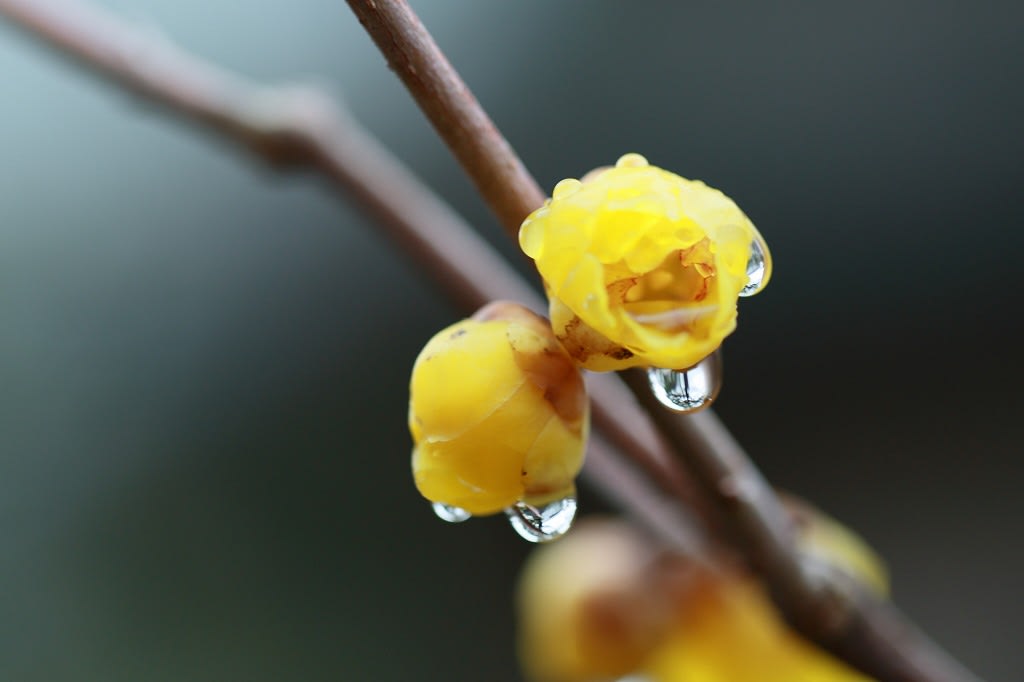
[505,495,578,543]
[647,351,723,413]
[432,501,472,523]
[739,237,770,297]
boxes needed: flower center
[609,239,718,332]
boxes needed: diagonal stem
[346,0,545,235]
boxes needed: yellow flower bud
[517,513,885,682]
[784,495,890,597]
[516,519,683,682]
[519,153,771,372]
[648,505,886,682]
[409,302,589,516]
[647,574,874,682]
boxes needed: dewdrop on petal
[409,301,589,540]
[647,349,723,413]
[520,153,771,375]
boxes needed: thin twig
[343,2,982,681]
[346,0,545,235]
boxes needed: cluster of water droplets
[430,495,578,543]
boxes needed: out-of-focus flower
[646,574,873,682]
[784,494,890,597]
[517,519,685,682]
[519,153,770,372]
[518,514,885,682]
[409,302,589,515]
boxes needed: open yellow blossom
[519,153,770,371]
[409,302,589,516]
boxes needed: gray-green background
[2,1,1021,679]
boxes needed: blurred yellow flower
[409,302,589,515]
[516,519,676,682]
[783,494,889,597]
[518,515,886,682]
[519,153,770,372]
[647,574,874,682]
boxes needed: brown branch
[0,0,706,551]
[346,0,545,236]
[620,370,981,682]
[342,2,982,681]
[0,0,531,313]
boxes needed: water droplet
[552,178,583,199]
[740,237,770,297]
[505,496,578,543]
[647,351,722,413]
[432,502,472,523]
[615,152,649,168]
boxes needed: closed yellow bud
[647,574,874,682]
[647,507,885,681]
[517,519,682,682]
[519,153,770,372]
[784,495,890,598]
[517,512,886,682]
[409,302,589,516]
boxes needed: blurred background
[1,1,1022,679]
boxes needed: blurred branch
[0,0,708,553]
[344,2,982,682]
[0,0,529,312]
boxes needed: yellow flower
[409,302,589,516]
[516,519,675,682]
[519,153,770,372]
[517,514,886,682]
[783,494,889,597]
[646,508,885,682]
[646,574,874,682]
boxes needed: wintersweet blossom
[645,574,874,682]
[516,520,675,682]
[518,515,886,682]
[519,153,770,372]
[409,302,589,515]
